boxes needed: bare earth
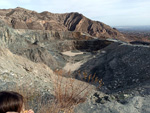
[62,51,84,57]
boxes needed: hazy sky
[0,0,150,26]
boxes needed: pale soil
[62,51,84,57]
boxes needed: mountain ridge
[0,7,125,41]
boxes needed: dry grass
[49,69,103,113]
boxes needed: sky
[0,0,150,26]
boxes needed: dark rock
[75,42,150,94]
[130,41,150,46]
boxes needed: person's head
[0,91,24,113]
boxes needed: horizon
[0,0,150,26]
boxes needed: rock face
[0,7,124,41]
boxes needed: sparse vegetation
[49,69,103,113]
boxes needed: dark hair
[0,91,24,113]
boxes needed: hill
[0,7,125,41]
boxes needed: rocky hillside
[0,19,114,70]
[0,7,125,41]
[0,47,97,112]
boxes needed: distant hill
[0,7,124,41]
[115,26,150,32]
[115,26,150,42]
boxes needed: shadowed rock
[75,42,150,95]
